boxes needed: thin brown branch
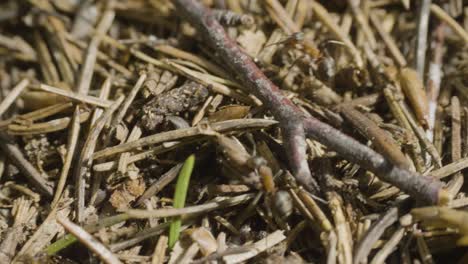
[0,79,29,117]
[339,104,410,169]
[354,207,398,264]
[174,0,446,204]
[0,133,53,197]
[57,217,123,264]
[415,0,431,78]
[51,106,81,208]
[74,96,125,223]
[76,8,115,94]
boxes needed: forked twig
[173,0,446,204]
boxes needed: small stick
[399,102,442,167]
[92,119,277,160]
[222,230,286,264]
[433,105,445,154]
[7,111,90,135]
[117,125,142,174]
[74,96,124,223]
[340,104,410,169]
[109,222,173,252]
[110,74,146,129]
[426,23,445,141]
[297,188,333,232]
[34,31,60,84]
[135,163,183,206]
[125,193,255,219]
[348,0,377,49]
[0,79,29,117]
[152,44,227,78]
[65,35,133,79]
[46,213,131,255]
[0,133,53,197]
[310,1,363,67]
[265,0,300,34]
[90,78,111,126]
[16,102,73,122]
[93,140,197,172]
[354,207,398,264]
[416,235,434,264]
[381,88,425,171]
[430,156,468,179]
[446,96,463,195]
[430,4,468,43]
[327,191,353,264]
[369,12,407,67]
[415,0,432,78]
[51,106,81,208]
[76,9,115,94]
[39,84,113,108]
[465,107,468,158]
[57,217,123,264]
[370,227,405,264]
[152,235,168,264]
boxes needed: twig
[39,84,113,108]
[109,222,173,252]
[92,119,277,160]
[74,96,125,223]
[310,1,363,67]
[354,207,398,264]
[348,0,377,49]
[152,235,168,264]
[125,193,255,219]
[90,77,112,126]
[327,191,353,264]
[7,111,90,135]
[429,156,468,179]
[46,213,130,255]
[110,74,146,129]
[51,106,81,208]
[426,22,445,139]
[415,0,432,78]
[381,88,425,171]
[430,4,468,43]
[399,102,442,167]
[57,217,123,264]
[265,0,300,34]
[339,104,410,169]
[0,133,53,197]
[174,0,446,204]
[369,12,407,67]
[446,96,463,195]
[135,163,183,206]
[76,8,115,94]
[222,230,286,264]
[370,227,405,264]
[0,79,29,117]
[152,44,228,78]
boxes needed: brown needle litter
[1,1,468,263]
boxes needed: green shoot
[168,154,195,248]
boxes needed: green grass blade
[168,154,195,248]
